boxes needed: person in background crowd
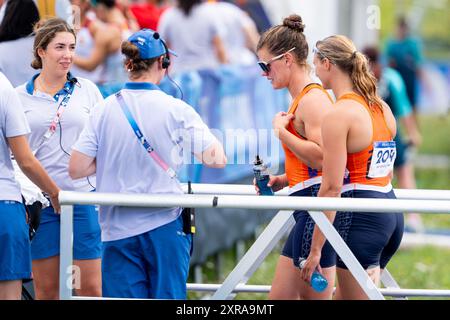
[73,0,130,97]
[15,18,103,299]
[0,0,40,87]
[91,0,135,33]
[158,0,227,74]
[385,16,424,126]
[129,0,168,31]
[114,0,148,31]
[70,0,104,83]
[207,0,259,66]
[69,28,226,299]
[0,0,72,25]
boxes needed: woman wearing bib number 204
[301,35,404,300]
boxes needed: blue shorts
[336,189,404,269]
[0,201,31,281]
[102,215,192,299]
[31,204,102,260]
[282,184,337,268]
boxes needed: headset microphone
[69,77,81,87]
[153,32,171,69]
[152,32,183,100]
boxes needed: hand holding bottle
[253,174,288,195]
[299,255,328,292]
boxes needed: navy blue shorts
[336,189,404,269]
[0,201,31,281]
[282,184,337,268]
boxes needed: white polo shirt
[73,82,218,241]
[0,72,30,202]
[15,73,103,192]
[0,36,35,87]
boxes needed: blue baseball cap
[128,29,177,60]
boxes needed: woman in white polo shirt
[15,18,103,299]
[69,28,227,299]
[0,72,60,300]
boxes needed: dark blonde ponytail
[316,35,383,109]
[350,51,383,108]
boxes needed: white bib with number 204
[368,141,396,178]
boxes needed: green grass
[386,246,450,299]
[396,115,450,228]
[416,169,450,190]
[417,115,450,156]
[415,168,450,229]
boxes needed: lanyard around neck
[115,91,177,179]
[42,80,76,140]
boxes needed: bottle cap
[254,155,263,165]
[298,257,306,269]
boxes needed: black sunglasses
[257,47,296,73]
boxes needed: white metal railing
[185,283,450,298]
[58,184,450,300]
[181,183,450,200]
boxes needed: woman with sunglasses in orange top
[254,14,335,300]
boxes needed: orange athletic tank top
[339,93,394,188]
[282,83,333,188]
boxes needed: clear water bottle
[253,155,274,196]
[298,258,328,292]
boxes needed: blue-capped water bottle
[298,258,328,292]
[253,155,274,196]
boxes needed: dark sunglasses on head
[257,47,296,73]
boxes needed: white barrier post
[59,205,74,300]
[211,210,295,300]
[381,269,407,300]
